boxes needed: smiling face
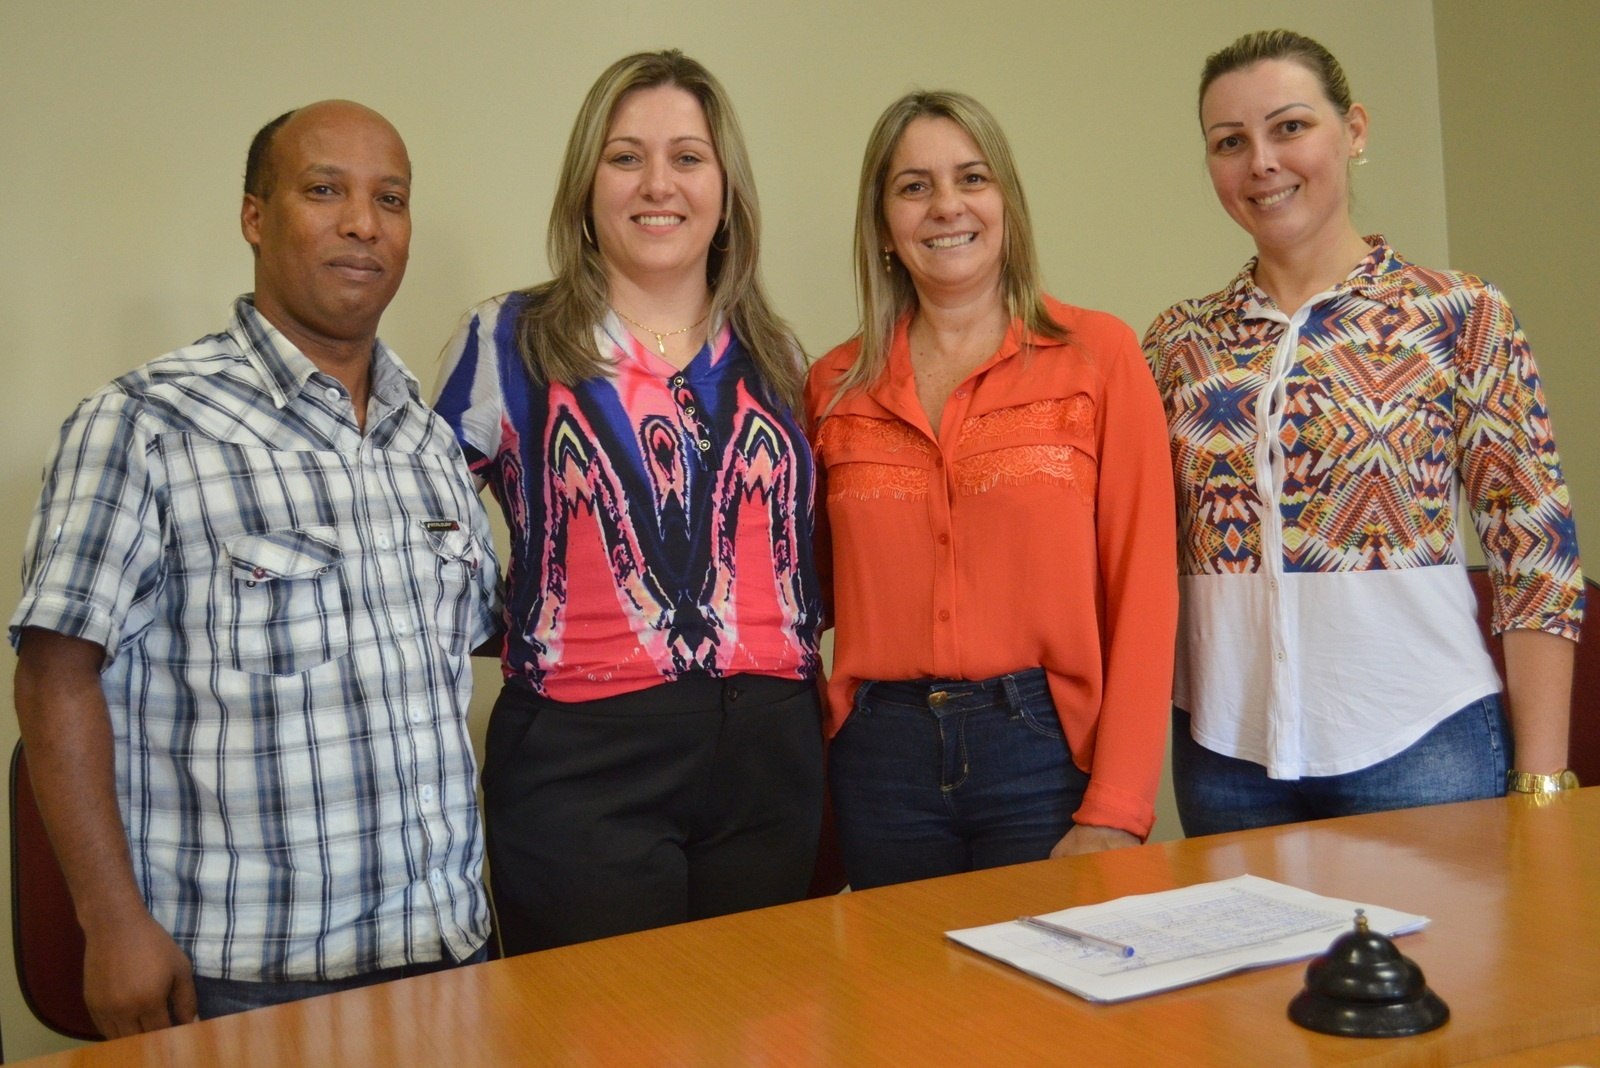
[240,101,411,358]
[881,115,1006,305]
[1200,59,1367,258]
[590,84,724,294]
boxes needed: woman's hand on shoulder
[1050,824,1141,858]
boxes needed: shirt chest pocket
[418,522,483,656]
[223,526,349,676]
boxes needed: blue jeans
[1172,695,1510,837]
[828,668,1088,890]
[193,944,489,1019]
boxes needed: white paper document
[946,874,1429,1003]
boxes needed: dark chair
[10,741,100,1041]
[1465,566,1600,784]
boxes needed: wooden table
[21,790,1600,1066]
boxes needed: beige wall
[1435,0,1599,546]
[0,1,1457,1058]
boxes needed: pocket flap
[421,521,473,561]
[227,527,342,583]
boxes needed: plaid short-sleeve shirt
[10,297,501,981]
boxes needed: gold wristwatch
[1506,768,1581,795]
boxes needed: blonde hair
[1198,29,1355,124]
[514,50,802,407]
[828,90,1066,403]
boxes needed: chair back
[1465,568,1600,785]
[10,741,100,1040]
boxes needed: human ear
[1345,102,1371,157]
[240,194,264,251]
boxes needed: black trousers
[482,672,824,955]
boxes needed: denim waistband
[867,667,1048,708]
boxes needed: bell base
[1288,990,1450,1038]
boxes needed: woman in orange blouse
[805,91,1177,889]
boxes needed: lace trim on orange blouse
[955,444,1094,499]
[826,462,929,501]
[959,396,1094,445]
[817,414,934,457]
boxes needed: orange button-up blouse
[805,297,1177,837]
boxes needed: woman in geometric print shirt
[1144,29,1584,835]
[434,51,823,952]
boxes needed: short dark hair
[243,108,296,198]
[1198,30,1354,125]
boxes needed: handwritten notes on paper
[947,874,1428,1002]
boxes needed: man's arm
[14,629,197,1035]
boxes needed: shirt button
[420,785,435,803]
[933,457,944,469]
[727,685,741,702]
[395,620,411,637]
[938,609,951,622]
[376,533,392,550]
[937,533,950,545]
[1275,651,1287,662]
[954,388,968,398]
[324,386,342,402]
[673,376,685,387]
[430,869,443,885]
[410,707,425,725]
[697,439,711,452]
[685,405,696,416]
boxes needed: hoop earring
[582,216,596,246]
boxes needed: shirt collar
[869,306,1060,433]
[228,294,419,410]
[1213,235,1411,321]
[882,305,1059,382]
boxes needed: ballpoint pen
[1016,915,1136,958]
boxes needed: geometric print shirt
[433,291,821,703]
[10,297,500,981]
[1144,240,1583,778]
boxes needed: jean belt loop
[1001,673,1024,713]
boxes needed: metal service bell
[1288,909,1450,1038]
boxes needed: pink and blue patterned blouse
[1144,239,1583,778]
[434,291,821,702]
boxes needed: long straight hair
[515,50,803,407]
[831,90,1067,403]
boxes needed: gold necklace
[613,307,709,358]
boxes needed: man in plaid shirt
[11,100,500,1033]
